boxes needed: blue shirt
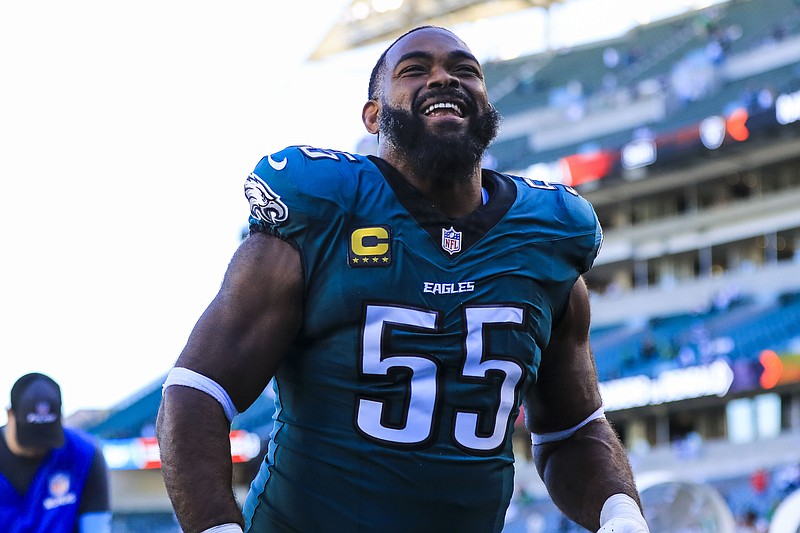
[0,428,97,533]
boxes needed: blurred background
[5,0,800,531]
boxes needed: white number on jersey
[356,303,526,453]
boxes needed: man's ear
[362,100,380,135]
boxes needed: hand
[597,516,650,532]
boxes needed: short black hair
[367,25,450,100]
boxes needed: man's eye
[400,65,425,74]
[455,65,480,76]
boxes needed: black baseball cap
[10,373,65,448]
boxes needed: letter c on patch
[351,227,389,256]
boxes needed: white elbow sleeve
[531,406,605,446]
[201,524,244,533]
[162,367,239,422]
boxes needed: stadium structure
[70,1,800,531]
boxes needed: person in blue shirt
[1,372,111,533]
[157,26,649,533]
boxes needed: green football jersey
[241,146,602,533]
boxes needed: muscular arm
[156,232,303,533]
[524,278,641,531]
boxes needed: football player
[158,26,648,533]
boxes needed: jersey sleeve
[516,176,603,275]
[561,186,603,274]
[528,182,603,327]
[244,146,357,247]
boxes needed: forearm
[533,419,641,531]
[157,386,244,532]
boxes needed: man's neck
[379,150,484,219]
[2,425,47,459]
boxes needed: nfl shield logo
[441,226,462,255]
[49,473,71,498]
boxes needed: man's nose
[427,66,460,89]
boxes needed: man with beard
[157,26,649,533]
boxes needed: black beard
[379,94,501,184]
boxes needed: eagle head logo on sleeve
[245,172,289,225]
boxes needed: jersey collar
[368,156,517,258]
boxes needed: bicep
[524,277,602,434]
[175,231,304,412]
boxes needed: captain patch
[348,226,392,267]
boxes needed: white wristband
[600,494,649,531]
[201,524,244,533]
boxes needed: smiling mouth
[422,101,464,118]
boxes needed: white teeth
[424,102,462,116]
